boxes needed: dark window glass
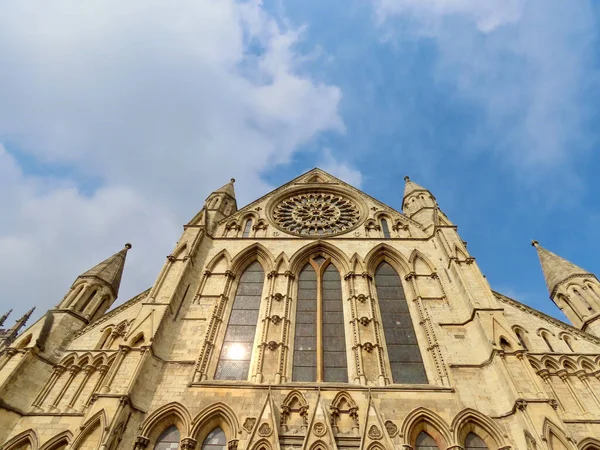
[542,333,554,352]
[202,427,227,450]
[293,264,317,381]
[515,330,528,350]
[242,219,252,238]
[215,262,263,380]
[154,426,180,450]
[381,219,391,239]
[79,289,97,312]
[465,433,488,449]
[375,262,427,384]
[322,264,347,382]
[415,432,439,450]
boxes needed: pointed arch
[3,429,39,450]
[455,245,468,261]
[452,409,505,450]
[40,431,73,450]
[541,356,559,371]
[91,352,108,367]
[542,419,572,450]
[578,437,600,450]
[309,441,328,450]
[558,356,578,371]
[191,402,240,447]
[364,243,410,276]
[282,390,308,409]
[230,243,275,275]
[401,408,451,449]
[577,356,596,372]
[206,250,232,273]
[528,357,542,372]
[140,402,192,438]
[350,253,365,273]
[71,409,106,450]
[274,252,289,273]
[367,443,386,450]
[409,250,436,275]
[512,326,529,350]
[331,391,357,410]
[289,241,350,274]
[249,438,272,450]
[60,353,77,367]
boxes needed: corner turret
[0,307,35,348]
[532,240,600,337]
[402,176,452,231]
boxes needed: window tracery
[415,432,439,450]
[215,261,264,380]
[243,219,253,238]
[202,428,227,450]
[292,256,348,382]
[154,426,180,450]
[380,219,391,239]
[374,262,427,384]
[272,192,361,236]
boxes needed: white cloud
[373,0,597,180]
[319,149,364,188]
[0,1,343,320]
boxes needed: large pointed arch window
[215,261,264,380]
[154,426,180,450]
[202,428,227,450]
[293,256,348,382]
[374,262,427,384]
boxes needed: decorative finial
[404,176,410,182]
[230,178,235,183]
[531,240,539,247]
[125,243,132,250]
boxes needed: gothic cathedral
[2,169,600,450]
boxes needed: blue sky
[0,0,599,323]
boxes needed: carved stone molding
[243,417,256,433]
[273,293,284,302]
[134,436,149,450]
[384,420,398,437]
[258,423,272,437]
[228,440,239,450]
[362,342,375,353]
[266,341,280,351]
[359,316,371,326]
[313,422,326,437]
[270,315,282,325]
[368,425,382,440]
[180,438,197,450]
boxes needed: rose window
[272,192,361,236]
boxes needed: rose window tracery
[272,192,360,236]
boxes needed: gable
[215,168,425,239]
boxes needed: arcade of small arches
[192,242,447,385]
[5,400,585,450]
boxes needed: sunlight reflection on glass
[226,343,246,360]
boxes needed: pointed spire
[403,175,429,199]
[0,309,12,327]
[13,307,35,332]
[79,243,131,297]
[532,240,594,296]
[214,178,236,199]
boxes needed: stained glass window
[465,433,488,449]
[381,219,391,239]
[202,427,227,450]
[375,262,427,384]
[242,219,252,238]
[292,258,348,382]
[154,426,180,450]
[293,264,317,382]
[415,432,439,450]
[322,264,347,382]
[215,261,264,380]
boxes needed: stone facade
[1,168,600,450]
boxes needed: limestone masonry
[1,169,599,450]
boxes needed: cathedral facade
[2,168,600,450]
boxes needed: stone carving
[243,417,256,433]
[272,192,360,236]
[384,420,398,437]
[258,423,272,437]
[313,422,326,437]
[228,440,239,450]
[359,316,371,326]
[273,293,284,302]
[368,425,382,440]
[271,315,282,325]
[356,294,367,303]
[267,341,279,351]
[363,342,375,353]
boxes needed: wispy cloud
[0,1,343,316]
[373,0,598,180]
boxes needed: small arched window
[381,219,391,239]
[415,432,439,450]
[464,432,488,449]
[202,427,227,450]
[154,426,180,450]
[515,329,528,350]
[574,288,593,312]
[499,337,512,352]
[79,289,98,312]
[98,328,112,349]
[563,335,575,352]
[541,332,554,352]
[242,219,252,238]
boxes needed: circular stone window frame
[267,187,367,238]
